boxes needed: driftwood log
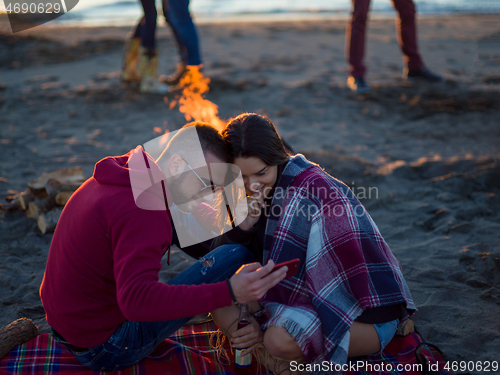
[0,318,38,360]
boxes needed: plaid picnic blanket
[348,331,452,375]
[0,321,250,375]
[0,321,450,375]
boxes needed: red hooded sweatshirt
[40,147,232,348]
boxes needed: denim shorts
[371,319,399,356]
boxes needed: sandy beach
[0,12,499,373]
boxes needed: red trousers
[346,0,424,77]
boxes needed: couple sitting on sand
[40,113,415,373]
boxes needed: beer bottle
[234,304,252,373]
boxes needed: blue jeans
[370,319,399,356]
[52,244,255,371]
[134,0,202,65]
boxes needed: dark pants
[133,0,202,65]
[346,0,424,77]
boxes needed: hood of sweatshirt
[93,145,170,211]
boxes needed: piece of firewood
[38,207,63,234]
[18,187,48,209]
[25,197,55,220]
[1,168,82,213]
[20,187,48,207]
[44,178,81,207]
[17,189,33,210]
[1,188,42,212]
[25,202,39,219]
[28,167,85,191]
[0,318,38,360]
[55,191,73,206]
[45,178,82,198]
[0,200,20,212]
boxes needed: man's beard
[168,173,195,213]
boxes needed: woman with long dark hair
[210,113,415,374]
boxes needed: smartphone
[272,258,300,279]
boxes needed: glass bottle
[234,304,252,373]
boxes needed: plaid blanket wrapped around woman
[259,154,416,371]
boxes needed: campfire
[164,66,225,131]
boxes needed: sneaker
[347,76,371,94]
[404,66,443,82]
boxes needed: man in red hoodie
[40,122,287,371]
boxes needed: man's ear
[169,154,185,177]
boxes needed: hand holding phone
[272,258,300,279]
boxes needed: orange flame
[168,66,225,131]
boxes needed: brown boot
[166,64,206,93]
[160,62,187,85]
[120,37,141,83]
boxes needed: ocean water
[3,0,500,26]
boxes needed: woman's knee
[263,326,302,360]
[211,305,239,331]
[348,321,381,357]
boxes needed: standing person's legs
[162,0,202,66]
[139,0,157,50]
[392,0,423,70]
[132,17,143,40]
[137,0,171,92]
[162,0,188,64]
[60,244,256,371]
[346,0,371,78]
